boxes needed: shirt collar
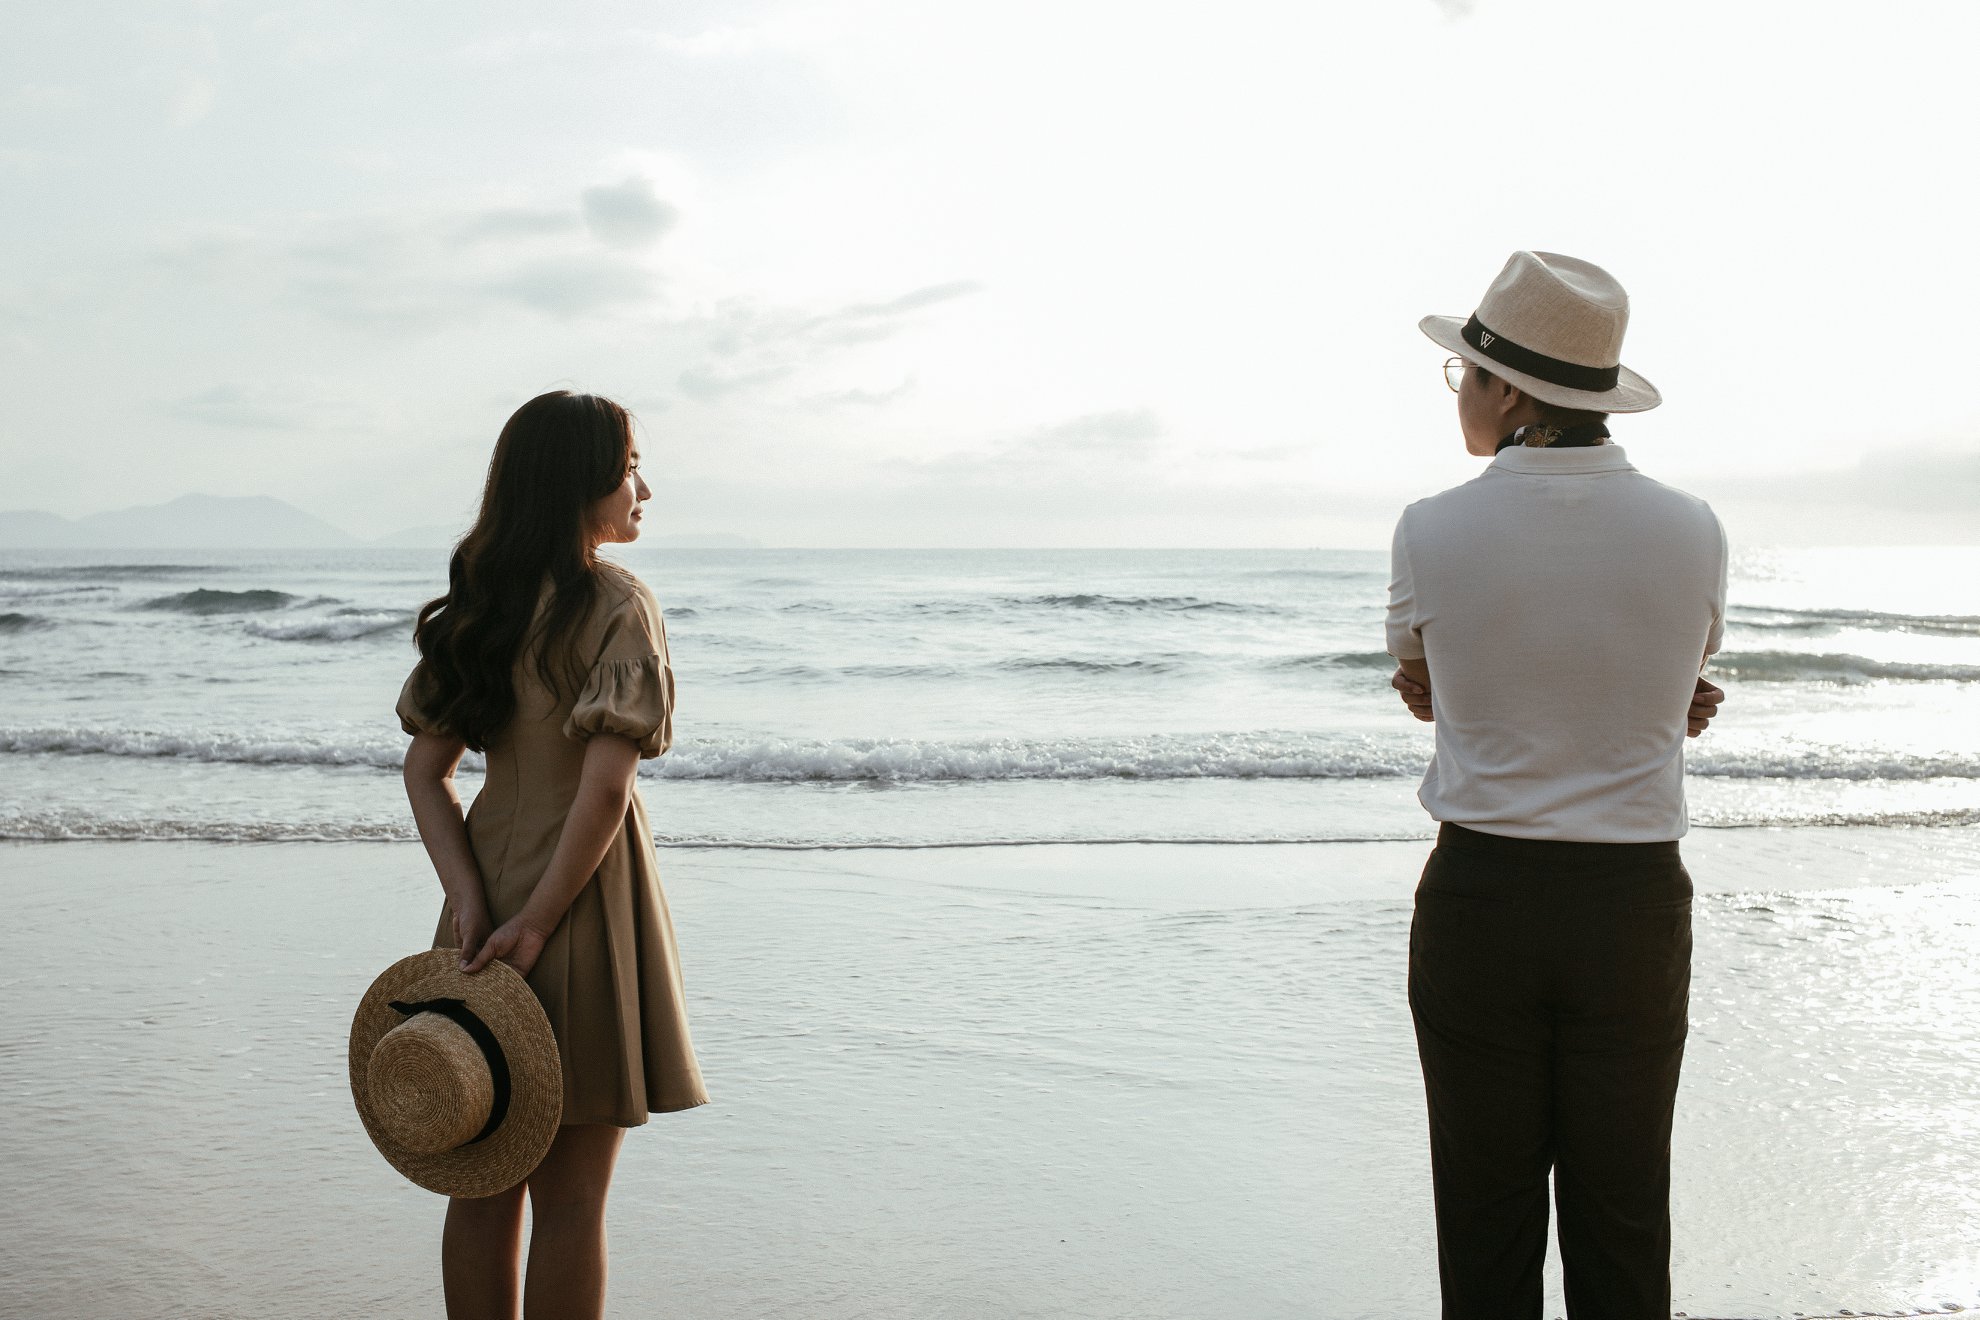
[1489,443,1635,476]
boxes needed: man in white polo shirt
[1387,251,1728,1319]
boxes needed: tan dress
[396,562,709,1126]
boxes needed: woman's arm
[403,731,494,964]
[463,731,641,976]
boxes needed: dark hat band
[1461,314,1621,394]
[388,997,512,1145]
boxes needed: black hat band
[1462,314,1622,393]
[388,997,513,1145]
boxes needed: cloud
[1707,447,1980,514]
[453,208,579,245]
[155,185,675,332]
[1231,443,1306,462]
[644,26,781,58]
[794,280,983,348]
[671,280,981,402]
[910,408,1167,484]
[811,376,917,407]
[487,255,660,317]
[581,177,680,249]
[836,280,982,320]
[1692,446,1980,545]
[8,83,83,112]
[677,363,797,400]
[1430,0,1476,17]
[165,385,306,430]
[1032,408,1163,454]
[170,75,215,128]
[458,24,788,64]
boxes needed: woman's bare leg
[443,1182,527,1319]
[522,1123,627,1320]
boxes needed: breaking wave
[0,584,114,602]
[1006,657,1188,674]
[0,563,217,581]
[0,727,424,771]
[711,652,1398,683]
[0,612,53,633]
[1691,806,1980,831]
[139,588,298,615]
[1710,651,1980,684]
[5,806,1976,846]
[668,733,1425,782]
[1004,593,1279,615]
[1272,651,1397,672]
[1728,604,1980,637]
[0,727,1421,780]
[4,726,1975,784]
[1689,745,1980,780]
[244,609,413,642]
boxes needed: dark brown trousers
[1409,822,1692,1320]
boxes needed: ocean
[3,545,1977,847]
[4,545,1980,1318]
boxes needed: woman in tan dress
[396,390,708,1320]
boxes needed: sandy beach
[6,830,1980,1319]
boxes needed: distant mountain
[0,495,360,548]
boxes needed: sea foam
[1728,604,1980,637]
[244,610,412,642]
[4,726,1975,784]
[1709,651,1980,683]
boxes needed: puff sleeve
[396,662,443,737]
[561,581,676,758]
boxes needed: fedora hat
[349,950,562,1198]
[1421,250,1660,413]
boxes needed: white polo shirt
[1386,444,1728,843]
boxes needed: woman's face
[590,447,651,546]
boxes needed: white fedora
[1420,250,1661,413]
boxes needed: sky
[2,0,1976,547]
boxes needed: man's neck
[1495,421,1612,453]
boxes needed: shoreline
[8,820,1976,894]
[5,834,1979,1318]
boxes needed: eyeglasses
[1443,357,1468,393]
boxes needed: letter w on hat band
[1460,314,1622,394]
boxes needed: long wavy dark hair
[411,391,635,750]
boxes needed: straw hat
[349,950,562,1198]
[1420,250,1661,413]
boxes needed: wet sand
[4,831,1980,1319]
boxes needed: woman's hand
[462,916,552,978]
[451,903,493,969]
